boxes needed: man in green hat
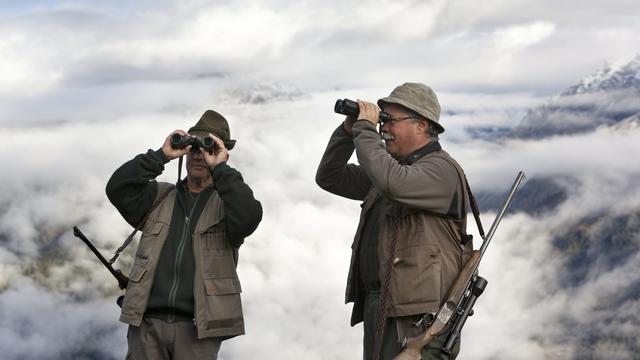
[316,83,474,359]
[106,109,262,359]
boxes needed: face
[186,147,212,181]
[380,104,430,160]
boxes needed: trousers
[363,291,461,360]
[126,317,222,360]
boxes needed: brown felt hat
[188,110,236,150]
[378,82,444,133]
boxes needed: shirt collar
[400,141,442,165]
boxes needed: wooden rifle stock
[73,226,129,290]
[393,171,525,360]
[393,252,481,360]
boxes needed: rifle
[394,171,526,360]
[73,226,129,290]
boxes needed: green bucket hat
[188,110,236,150]
[377,82,444,133]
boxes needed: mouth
[190,163,208,169]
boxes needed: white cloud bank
[1,1,640,359]
[1,88,639,359]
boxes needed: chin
[188,166,209,176]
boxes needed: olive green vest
[119,182,245,339]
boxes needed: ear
[416,119,428,134]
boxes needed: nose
[381,121,391,133]
[189,149,203,159]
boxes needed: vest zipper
[167,191,202,322]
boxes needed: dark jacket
[106,149,262,338]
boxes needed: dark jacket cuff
[153,148,171,164]
[210,161,231,181]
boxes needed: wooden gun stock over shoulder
[393,171,526,360]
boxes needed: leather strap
[372,213,400,360]
[108,185,175,264]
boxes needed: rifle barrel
[479,171,526,258]
[457,171,525,308]
[73,226,121,280]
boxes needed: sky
[1,1,640,359]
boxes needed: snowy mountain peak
[507,54,640,139]
[564,54,640,95]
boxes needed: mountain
[476,178,640,360]
[612,112,640,131]
[469,55,640,359]
[218,81,306,104]
[509,55,640,139]
[475,176,569,216]
[553,211,640,359]
[466,55,640,140]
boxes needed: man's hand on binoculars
[356,100,381,126]
[201,134,229,169]
[162,130,192,160]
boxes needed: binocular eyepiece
[170,134,215,153]
[334,98,390,123]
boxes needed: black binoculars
[170,134,215,153]
[334,98,390,123]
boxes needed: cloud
[1,0,639,99]
[1,1,640,359]
[0,279,125,360]
[0,30,62,96]
[2,81,640,359]
[492,21,556,50]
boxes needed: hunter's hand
[162,130,191,161]
[202,134,229,168]
[357,100,380,126]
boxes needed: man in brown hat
[316,83,473,359]
[106,110,262,359]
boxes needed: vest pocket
[389,244,441,307]
[201,227,228,253]
[121,259,149,317]
[128,259,148,283]
[203,276,244,330]
[136,221,165,259]
[204,276,242,294]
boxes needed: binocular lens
[170,134,215,152]
[171,134,191,148]
[202,137,214,148]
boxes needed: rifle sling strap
[441,156,485,242]
[372,214,401,360]
[465,176,485,239]
[108,184,176,264]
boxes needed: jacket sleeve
[105,149,168,227]
[315,124,372,201]
[211,162,263,247]
[351,121,459,215]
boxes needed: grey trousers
[363,291,460,360]
[126,317,222,360]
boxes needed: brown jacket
[119,183,245,339]
[316,121,473,326]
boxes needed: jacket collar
[401,140,442,165]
